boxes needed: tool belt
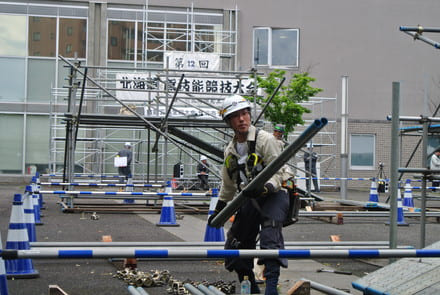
[282,178,300,227]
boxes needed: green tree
[248,70,322,138]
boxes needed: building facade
[0,0,439,188]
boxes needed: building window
[32,32,41,41]
[110,37,118,47]
[59,18,87,58]
[253,27,299,67]
[28,16,56,57]
[350,134,375,169]
[0,15,26,56]
[108,20,135,60]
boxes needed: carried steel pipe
[210,118,328,228]
[3,248,438,260]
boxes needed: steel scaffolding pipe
[400,26,440,33]
[37,190,210,197]
[207,286,225,295]
[184,283,205,295]
[41,182,164,188]
[197,284,216,295]
[300,278,351,295]
[210,118,328,227]
[58,196,210,202]
[399,168,440,174]
[3,248,438,260]
[31,246,410,252]
[387,115,440,122]
[42,174,126,178]
[30,241,397,247]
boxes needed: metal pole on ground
[300,278,351,295]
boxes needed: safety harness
[224,129,299,228]
[225,129,263,191]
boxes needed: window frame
[349,133,376,170]
[252,27,299,68]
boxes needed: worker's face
[228,109,251,135]
[273,130,283,140]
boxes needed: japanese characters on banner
[164,52,220,71]
[144,106,220,118]
[116,73,256,101]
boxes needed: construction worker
[273,124,286,150]
[303,143,319,192]
[197,155,210,190]
[430,148,440,191]
[208,94,290,295]
[117,142,133,184]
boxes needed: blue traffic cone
[396,188,408,226]
[5,194,39,278]
[156,183,179,227]
[123,175,134,204]
[0,232,9,295]
[30,180,43,225]
[31,177,44,216]
[204,189,225,242]
[403,179,415,208]
[368,178,379,202]
[34,173,45,210]
[23,187,37,242]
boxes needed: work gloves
[243,183,275,199]
[208,199,227,226]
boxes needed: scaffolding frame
[50,59,261,187]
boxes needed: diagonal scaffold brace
[210,117,328,228]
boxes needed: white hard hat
[200,155,208,161]
[219,94,251,120]
[125,142,131,147]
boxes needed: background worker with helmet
[197,155,210,190]
[117,142,133,183]
[208,94,290,295]
[273,124,286,150]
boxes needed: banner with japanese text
[116,73,255,101]
[164,52,220,71]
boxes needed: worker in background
[273,124,286,150]
[303,143,319,192]
[208,94,290,295]
[197,155,210,190]
[118,142,133,184]
[430,148,440,191]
